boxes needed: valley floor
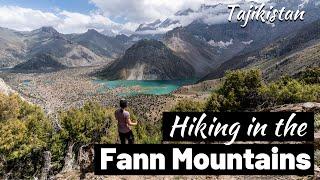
[0,66,181,122]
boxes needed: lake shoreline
[93,79,198,96]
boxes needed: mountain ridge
[0,26,127,69]
[200,19,320,82]
[13,53,66,73]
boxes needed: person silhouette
[115,99,137,144]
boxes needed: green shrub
[218,69,263,111]
[0,94,163,178]
[58,102,112,144]
[260,78,320,107]
[59,103,162,145]
[204,69,263,112]
[299,67,320,84]
[133,121,162,144]
[205,69,320,112]
[171,99,205,112]
[0,93,53,178]
[100,108,118,144]
[204,93,221,112]
[124,109,161,144]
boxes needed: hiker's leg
[119,132,126,144]
[127,131,135,144]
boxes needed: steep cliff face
[0,78,15,95]
[99,40,195,80]
[163,28,217,77]
[0,27,26,67]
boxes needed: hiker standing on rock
[115,99,137,144]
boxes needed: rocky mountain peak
[136,19,162,32]
[36,26,59,35]
[99,39,195,80]
[175,8,194,16]
[84,29,103,37]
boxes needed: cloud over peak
[0,0,274,35]
[0,5,138,35]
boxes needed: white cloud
[56,11,127,34]
[90,0,271,24]
[90,0,200,23]
[0,5,137,35]
[0,6,60,31]
[0,0,273,34]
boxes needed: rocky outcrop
[315,167,320,180]
[78,144,94,174]
[54,144,94,179]
[0,78,15,95]
[40,151,52,180]
[265,102,320,112]
[61,142,78,173]
[59,143,94,174]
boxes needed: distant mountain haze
[0,26,127,70]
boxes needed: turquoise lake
[93,79,196,96]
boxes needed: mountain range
[134,0,320,34]
[0,0,319,81]
[0,27,127,68]
[201,19,320,81]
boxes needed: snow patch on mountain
[242,40,253,45]
[134,2,270,34]
[299,0,310,8]
[134,0,316,35]
[208,39,234,48]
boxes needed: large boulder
[265,102,320,112]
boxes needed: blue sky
[0,0,96,14]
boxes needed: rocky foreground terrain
[51,102,320,180]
